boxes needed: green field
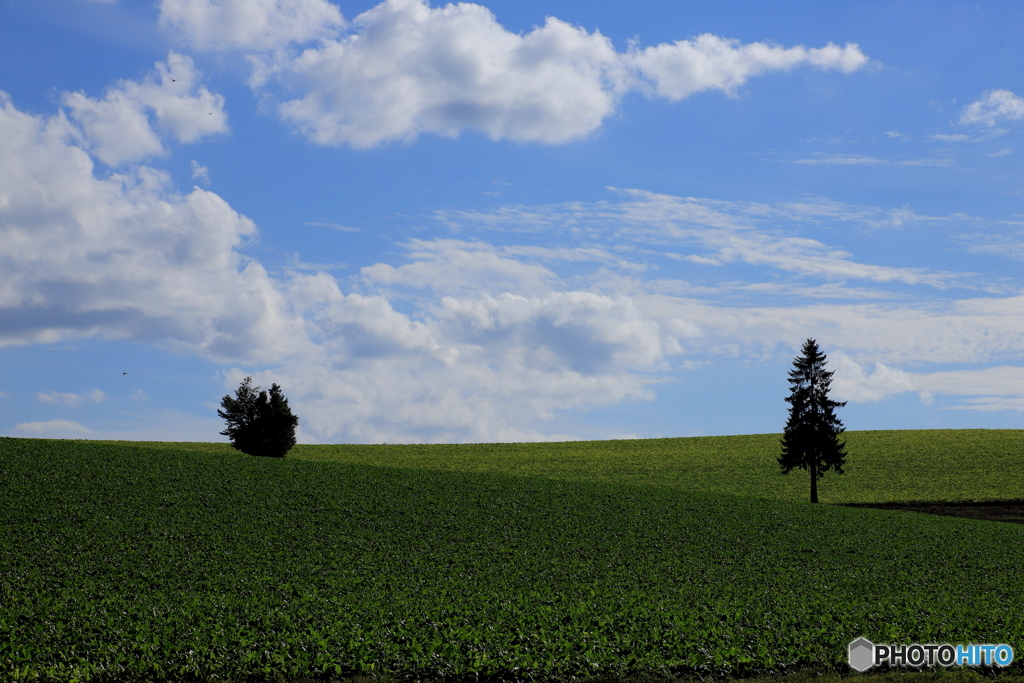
[122,429,1024,503]
[2,430,1023,683]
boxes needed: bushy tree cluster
[218,377,298,457]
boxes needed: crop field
[124,429,1024,503]
[2,431,1023,683]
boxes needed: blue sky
[1,0,1023,443]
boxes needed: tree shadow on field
[586,668,1024,683]
[326,668,1024,683]
[834,500,1024,525]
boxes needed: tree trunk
[810,462,818,504]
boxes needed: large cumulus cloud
[0,92,298,361]
[0,91,688,442]
[160,0,345,50]
[63,52,228,166]
[163,0,868,147]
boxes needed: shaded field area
[2,434,1024,682]
[837,501,1024,525]
[340,669,1024,683]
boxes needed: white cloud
[624,34,867,101]
[7,81,1024,440]
[961,229,1024,261]
[960,89,1024,126]
[14,420,93,436]
[634,195,967,231]
[191,160,211,183]
[275,258,1024,440]
[361,239,560,295]
[914,366,1024,401]
[792,155,952,167]
[953,396,1024,412]
[240,0,867,147]
[234,286,678,443]
[36,389,106,406]
[989,148,1012,157]
[304,221,359,232]
[794,155,884,165]
[260,1,624,147]
[9,411,228,441]
[0,92,304,362]
[439,190,964,288]
[286,251,347,271]
[62,52,227,166]
[278,194,1023,438]
[0,105,693,443]
[830,353,914,402]
[638,294,1024,369]
[831,357,1024,411]
[159,0,345,51]
[275,268,685,443]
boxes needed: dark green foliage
[3,437,1024,683]
[780,339,848,503]
[218,377,298,457]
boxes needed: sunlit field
[122,429,1024,503]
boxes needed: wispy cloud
[286,251,348,271]
[436,190,972,289]
[793,155,885,165]
[159,0,345,51]
[14,419,93,436]
[899,158,956,167]
[636,294,1024,368]
[832,356,1024,411]
[362,239,560,296]
[952,396,1024,412]
[791,154,953,167]
[190,159,211,184]
[36,389,106,407]
[304,221,360,232]
[961,230,1024,261]
[960,89,1024,126]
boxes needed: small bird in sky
[171,79,177,82]
[123,372,128,375]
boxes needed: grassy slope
[3,433,1024,682]
[115,429,1024,503]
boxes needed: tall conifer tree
[779,338,847,503]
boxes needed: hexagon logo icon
[849,638,875,672]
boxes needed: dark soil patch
[836,501,1024,524]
